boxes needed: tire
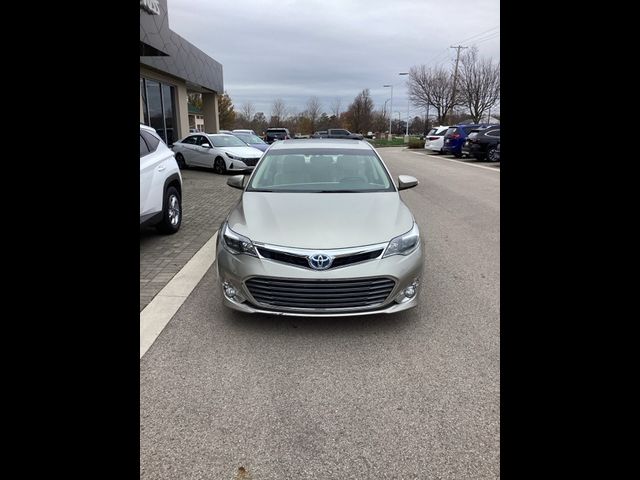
[454,151,462,158]
[156,186,181,234]
[213,157,227,174]
[487,146,498,162]
[175,153,187,169]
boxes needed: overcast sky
[168,0,499,119]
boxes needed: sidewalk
[140,168,242,311]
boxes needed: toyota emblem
[308,253,333,270]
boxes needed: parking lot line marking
[140,231,218,359]
[410,151,500,172]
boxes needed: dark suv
[461,126,501,161]
[264,128,291,144]
[442,124,490,157]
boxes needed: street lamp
[383,84,393,139]
[398,72,409,138]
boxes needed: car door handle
[157,165,166,172]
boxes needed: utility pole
[449,45,468,124]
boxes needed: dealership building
[140,0,223,145]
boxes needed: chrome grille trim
[253,241,388,270]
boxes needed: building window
[140,78,149,125]
[140,77,177,146]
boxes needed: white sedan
[424,126,450,153]
[172,133,264,174]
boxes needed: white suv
[140,124,183,234]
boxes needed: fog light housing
[222,281,245,303]
[395,279,419,303]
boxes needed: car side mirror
[398,175,418,190]
[227,175,245,190]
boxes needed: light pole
[398,72,409,139]
[383,84,393,139]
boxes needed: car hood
[227,192,414,249]
[219,146,264,158]
[248,143,269,152]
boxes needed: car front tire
[214,157,227,174]
[175,153,187,169]
[156,186,181,234]
[487,146,498,162]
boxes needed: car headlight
[226,152,240,160]
[383,222,420,258]
[221,222,258,257]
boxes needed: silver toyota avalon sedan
[216,139,423,317]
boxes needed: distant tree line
[188,49,499,136]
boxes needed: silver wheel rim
[168,194,180,226]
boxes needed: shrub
[408,138,424,149]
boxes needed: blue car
[230,132,270,152]
[442,123,491,157]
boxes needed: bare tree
[346,89,374,133]
[371,110,388,133]
[330,97,342,118]
[407,65,457,124]
[270,98,287,125]
[187,93,202,109]
[458,47,500,123]
[305,96,322,132]
[240,101,255,124]
[251,112,267,135]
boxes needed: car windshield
[208,135,247,147]
[235,133,265,144]
[246,148,395,193]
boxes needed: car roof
[140,124,155,132]
[267,139,374,151]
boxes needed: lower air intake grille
[245,277,396,310]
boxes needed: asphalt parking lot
[140,147,500,478]
[412,148,500,170]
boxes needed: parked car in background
[461,125,500,161]
[311,128,364,140]
[219,130,234,134]
[423,126,450,153]
[171,133,263,174]
[264,128,291,144]
[233,129,257,135]
[231,131,270,152]
[140,124,182,234]
[442,124,491,157]
[217,138,423,317]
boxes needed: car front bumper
[216,236,424,317]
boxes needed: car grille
[245,277,396,310]
[242,157,260,166]
[256,247,384,270]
